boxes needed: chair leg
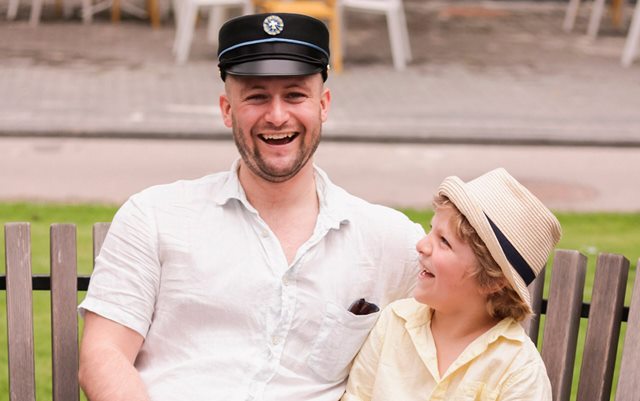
[242,0,253,14]
[386,9,407,70]
[7,0,19,19]
[82,0,93,23]
[622,0,640,66]
[148,0,161,28]
[29,0,42,25]
[111,0,120,22]
[587,0,606,39]
[397,4,411,62]
[63,0,74,18]
[329,12,343,73]
[175,1,197,64]
[563,0,582,32]
[172,0,182,53]
[338,4,346,61]
[207,5,225,43]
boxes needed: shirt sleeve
[78,193,161,337]
[498,359,553,401]
[341,305,393,401]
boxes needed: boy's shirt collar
[390,298,527,381]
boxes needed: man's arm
[79,311,150,401]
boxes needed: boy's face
[413,206,487,312]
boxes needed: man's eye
[245,94,267,102]
[287,92,306,100]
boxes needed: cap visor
[225,59,322,77]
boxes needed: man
[78,13,424,401]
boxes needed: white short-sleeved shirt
[79,161,424,401]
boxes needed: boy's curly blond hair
[433,194,531,322]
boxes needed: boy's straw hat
[437,168,562,309]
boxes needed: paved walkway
[3,137,640,211]
[1,1,640,211]
[1,0,639,144]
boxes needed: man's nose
[264,98,289,126]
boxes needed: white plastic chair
[81,0,155,24]
[563,0,624,39]
[340,0,411,70]
[172,0,253,64]
[622,0,640,66]
[6,0,74,26]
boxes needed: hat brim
[438,176,533,311]
[225,59,323,77]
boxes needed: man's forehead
[229,74,323,89]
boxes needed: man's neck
[238,161,318,214]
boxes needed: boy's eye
[440,236,451,247]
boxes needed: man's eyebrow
[243,84,267,90]
[284,82,307,89]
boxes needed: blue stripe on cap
[218,38,329,59]
[485,213,536,285]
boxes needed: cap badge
[263,15,284,36]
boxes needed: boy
[341,168,561,401]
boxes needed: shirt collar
[212,159,250,208]
[212,159,351,227]
[391,298,526,344]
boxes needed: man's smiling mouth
[259,132,298,145]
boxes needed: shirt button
[272,336,282,345]
[261,230,269,238]
[282,277,290,286]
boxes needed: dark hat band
[485,213,536,285]
[219,41,327,70]
[219,38,329,59]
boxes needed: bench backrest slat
[541,249,587,401]
[92,222,111,265]
[5,223,36,401]
[577,253,629,401]
[50,224,79,401]
[523,267,545,344]
[615,258,640,401]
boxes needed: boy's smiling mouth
[419,268,435,278]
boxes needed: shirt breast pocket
[307,301,380,382]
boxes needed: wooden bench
[1,222,640,401]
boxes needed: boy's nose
[416,235,432,255]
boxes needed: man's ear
[220,92,233,128]
[320,87,330,123]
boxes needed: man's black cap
[217,13,330,81]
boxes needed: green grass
[1,203,639,401]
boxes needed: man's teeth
[263,133,294,140]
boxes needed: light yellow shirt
[342,298,551,401]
